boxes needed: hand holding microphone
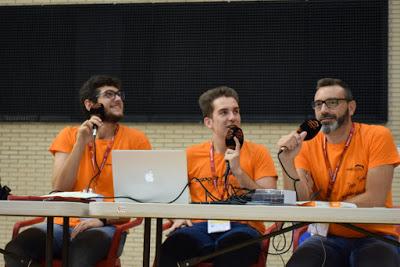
[224,125,244,177]
[88,103,105,138]
[277,119,322,157]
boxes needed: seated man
[4,75,152,267]
[159,86,277,267]
[277,78,400,267]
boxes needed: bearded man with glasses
[4,75,151,267]
[277,78,399,267]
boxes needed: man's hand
[277,131,307,159]
[76,116,103,145]
[71,218,104,239]
[225,137,241,175]
[164,219,193,236]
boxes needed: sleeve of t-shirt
[48,127,76,155]
[253,144,278,180]
[135,132,152,150]
[295,143,311,172]
[367,126,400,169]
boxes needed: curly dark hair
[79,75,121,115]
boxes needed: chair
[154,220,276,267]
[292,225,308,251]
[11,217,143,267]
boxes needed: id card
[307,223,329,237]
[207,220,231,233]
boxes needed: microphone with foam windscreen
[297,118,322,141]
[280,118,322,153]
[88,103,105,138]
[224,125,244,178]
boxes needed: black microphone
[296,118,322,141]
[279,119,322,153]
[88,103,105,138]
[224,125,244,178]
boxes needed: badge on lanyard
[207,220,231,233]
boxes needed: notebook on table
[112,150,189,204]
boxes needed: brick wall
[0,1,399,266]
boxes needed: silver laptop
[112,150,189,204]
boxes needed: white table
[89,202,400,224]
[89,202,400,266]
[0,200,90,267]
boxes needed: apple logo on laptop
[144,170,154,183]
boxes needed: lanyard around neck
[323,123,354,199]
[209,142,229,198]
[89,124,119,174]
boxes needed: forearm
[232,168,264,189]
[52,141,86,191]
[346,191,387,207]
[280,157,312,201]
[346,165,394,207]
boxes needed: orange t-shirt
[49,124,151,226]
[295,123,400,238]
[187,141,278,233]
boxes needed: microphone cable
[168,182,189,204]
[190,177,222,202]
[278,149,321,202]
[93,182,190,204]
[277,148,300,201]
[86,136,101,193]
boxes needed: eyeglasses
[96,90,125,101]
[311,98,349,110]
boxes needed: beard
[103,109,123,123]
[320,109,349,134]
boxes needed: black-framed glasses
[96,90,125,101]
[311,98,349,110]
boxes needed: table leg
[143,218,151,267]
[46,217,54,267]
[62,217,70,267]
[154,218,163,267]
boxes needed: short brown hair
[316,78,353,100]
[198,86,239,118]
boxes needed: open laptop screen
[112,150,189,204]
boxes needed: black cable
[167,182,190,204]
[277,149,321,202]
[90,181,190,204]
[277,149,300,200]
[268,224,295,256]
[86,137,101,192]
[91,178,251,205]
[190,177,222,202]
